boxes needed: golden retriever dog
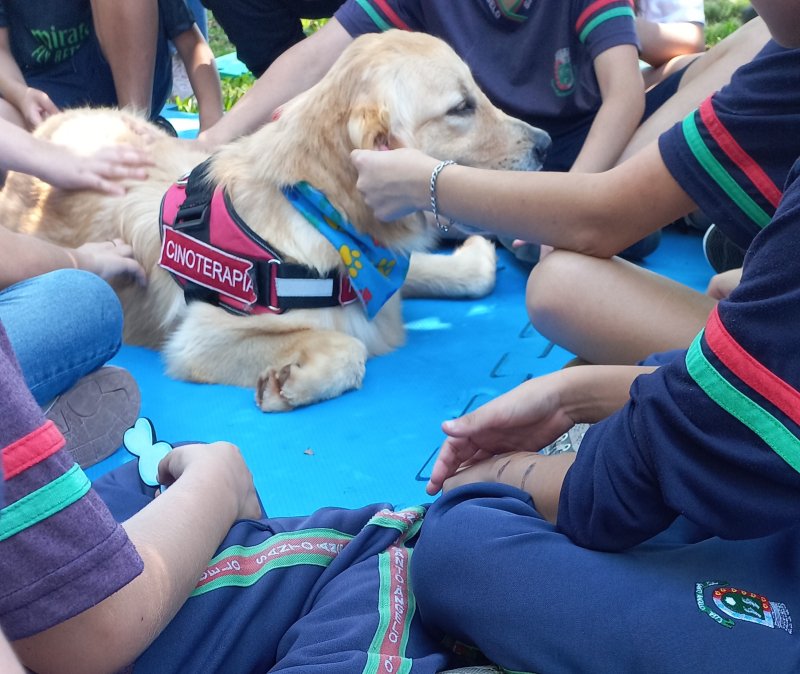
[1,30,549,411]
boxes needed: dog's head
[341,31,550,172]
[237,30,550,251]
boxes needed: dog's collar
[158,159,358,316]
[282,181,409,319]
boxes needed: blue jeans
[0,270,124,405]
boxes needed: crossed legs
[526,251,716,365]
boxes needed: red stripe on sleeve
[705,306,800,425]
[575,0,633,32]
[2,420,66,480]
[699,98,783,209]
[372,0,412,31]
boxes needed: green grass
[206,14,234,56]
[189,3,752,113]
[704,0,751,45]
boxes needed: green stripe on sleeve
[0,463,90,541]
[578,7,635,43]
[354,0,392,31]
[682,114,772,228]
[686,333,800,473]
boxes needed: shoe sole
[46,366,141,468]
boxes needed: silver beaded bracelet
[430,159,456,233]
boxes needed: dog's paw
[256,365,296,412]
[254,339,367,412]
[454,235,497,297]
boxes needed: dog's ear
[348,105,391,150]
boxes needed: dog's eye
[447,98,475,117]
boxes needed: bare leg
[526,251,716,364]
[91,0,158,114]
[621,17,770,162]
[641,52,702,90]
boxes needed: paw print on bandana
[324,215,343,232]
[123,417,173,488]
[340,244,363,278]
[376,258,396,278]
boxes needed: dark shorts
[201,0,345,76]
[24,26,173,119]
[544,63,688,173]
[642,63,689,122]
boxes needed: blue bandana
[282,182,409,319]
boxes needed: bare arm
[197,18,354,148]
[0,27,58,128]
[91,0,158,113]
[0,27,29,112]
[429,364,658,499]
[636,17,705,67]
[0,119,151,192]
[570,44,645,173]
[0,228,146,289]
[14,443,261,674]
[172,26,223,132]
[352,141,697,257]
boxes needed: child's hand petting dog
[37,141,153,195]
[351,147,439,221]
[73,239,147,286]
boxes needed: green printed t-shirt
[0,0,94,75]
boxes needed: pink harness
[158,160,357,315]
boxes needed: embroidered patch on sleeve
[696,581,793,634]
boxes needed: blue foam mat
[86,228,711,517]
[215,51,250,79]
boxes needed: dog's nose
[530,129,551,168]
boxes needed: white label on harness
[275,277,334,298]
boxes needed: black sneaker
[682,209,714,233]
[703,224,747,273]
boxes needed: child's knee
[525,250,585,326]
[57,269,123,323]
[413,485,536,587]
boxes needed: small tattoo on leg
[496,458,512,482]
[520,460,537,492]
